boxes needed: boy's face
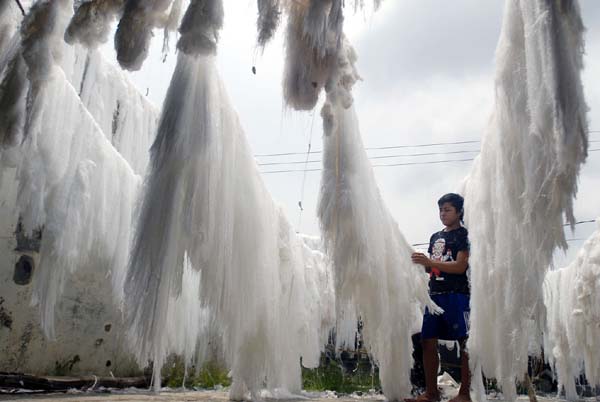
[439,202,460,227]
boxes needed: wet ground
[0,389,595,402]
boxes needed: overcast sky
[113,0,600,268]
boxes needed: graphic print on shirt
[430,238,454,278]
[428,227,470,294]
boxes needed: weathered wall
[0,5,157,375]
[0,168,142,376]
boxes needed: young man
[407,193,471,402]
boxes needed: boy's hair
[438,193,464,221]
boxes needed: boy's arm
[412,251,469,274]
[411,252,432,273]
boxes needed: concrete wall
[0,9,159,376]
[0,169,142,377]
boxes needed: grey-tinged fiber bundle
[281,0,343,110]
[0,1,20,56]
[0,3,27,152]
[464,1,588,400]
[65,0,126,48]
[317,36,438,401]
[177,0,224,56]
[0,52,27,150]
[278,0,380,111]
[282,6,333,110]
[1,0,70,157]
[20,0,71,87]
[256,0,281,48]
[124,0,334,397]
[125,49,334,401]
[2,0,151,341]
[114,0,174,70]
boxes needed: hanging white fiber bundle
[1,0,144,339]
[125,0,334,397]
[543,220,600,401]
[464,1,588,400]
[280,0,380,110]
[0,0,68,154]
[256,0,281,48]
[114,0,175,70]
[269,2,433,399]
[0,0,158,340]
[0,46,28,152]
[316,36,438,402]
[64,0,126,48]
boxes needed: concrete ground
[0,390,594,402]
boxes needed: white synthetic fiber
[280,0,380,110]
[317,37,437,401]
[1,0,71,155]
[463,1,588,400]
[281,2,334,110]
[161,0,182,55]
[279,2,433,399]
[0,1,21,57]
[20,0,71,90]
[0,2,28,167]
[72,49,158,173]
[299,234,336,361]
[17,66,141,339]
[163,0,182,34]
[125,0,334,396]
[543,220,600,400]
[65,0,125,48]
[114,0,174,70]
[158,259,212,389]
[256,0,280,48]
[3,3,158,168]
[2,1,157,171]
[1,0,157,339]
[176,0,223,56]
[302,0,343,60]
[0,49,28,152]
[126,52,334,397]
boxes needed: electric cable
[258,149,480,166]
[255,132,600,159]
[260,148,600,174]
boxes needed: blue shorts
[421,293,470,341]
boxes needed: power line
[254,139,481,158]
[260,149,600,174]
[255,134,600,159]
[257,149,481,166]
[261,158,475,174]
[372,157,475,168]
[365,140,480,151]
[563,219,596,227]
[259,148,600,174]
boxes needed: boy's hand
[411,252,431,267]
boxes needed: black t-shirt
[427,226,470,295]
